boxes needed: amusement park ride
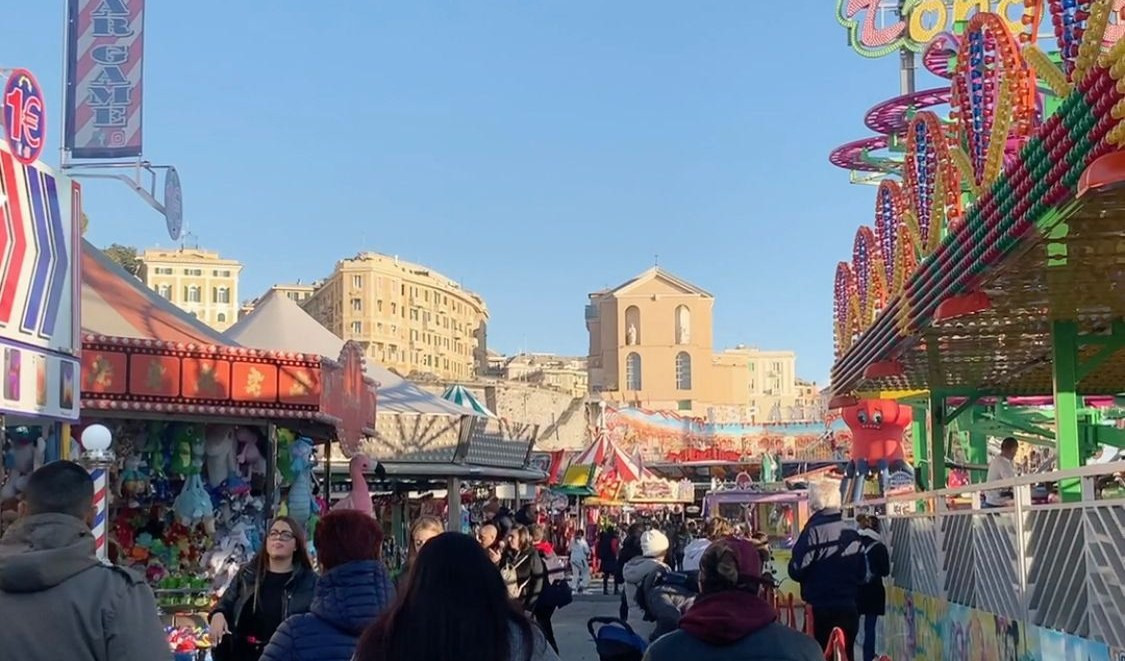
[828,0,1125,500]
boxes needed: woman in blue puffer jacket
[261,510,395,661]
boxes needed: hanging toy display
[286,436,316,532]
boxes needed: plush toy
[119,454,149,500]
[235,426,267,479]
[173,431,214,526]
[204,425,237,489]
[1,428,38,500]
[169,425,199,477]
[332,454,375,517]
[275,428,296,484]
[286,437,315,531]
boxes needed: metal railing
[845,461,1125,649]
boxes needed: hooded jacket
[0,513,170,661]
[642,591,823,661]
[623,556,695,641]
[787,508,865,610]
[682,538,711,573]
[260,560,394,661]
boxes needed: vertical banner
[64,0,145,159]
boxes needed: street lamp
[80,424,114,562]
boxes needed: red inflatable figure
[841,399,912,463]
[840,399,914,503]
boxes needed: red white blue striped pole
[80,424,114,564]
[89,467,108,561]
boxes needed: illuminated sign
[837,0,1029,57]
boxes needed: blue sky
[8,1,905,383]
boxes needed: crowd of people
[0,460,891,661]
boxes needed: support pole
[264,424,278,517]
[929,393,947,491]
[447,477,463,532]
[968,408,989,484]
[911,406,929,491]
[1051,321,1082,501]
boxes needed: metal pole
[898,0,915,96]
[264,423,278,517]
[928,393,947,492]
[59,0,71,169]
[447,477,462,532]
[1051,320,1082,501]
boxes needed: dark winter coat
[504,548,547,612]
[212,561,317,638]
[857,529,890,616]
[0,514,170,661]
[596,531,619,576]
[260,560,395,661]
[787,508,865,611]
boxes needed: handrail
[846,460,1125,509]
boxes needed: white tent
[224,291,472,416]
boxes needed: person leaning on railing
[984,438,1020,507]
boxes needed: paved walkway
[552,593,654,661]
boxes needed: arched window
[624,306,641,345]
[675,352,692,390]
[675,305,691,344]
[185,286,201,303]
[625,352,642,391]
[217,313,227,323]
[157,284,171,299]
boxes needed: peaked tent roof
[571,432,649,482]
[224,290,472,416]
[441,384,495,417]
[82,241,230,344]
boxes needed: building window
[675,352,692,390]
[155,267,173,275]
[185,286,201,303]
[351,298,362,312]
[352,275,363,288]
[214,287,230,304]
[625,352,642,391]
[212,269,231,277]
[217,313,227,323]
[675,305,691,344]
[351,321,363,334]
[157,284,171,299]
[184,268,202,276]
[624,306,641,345]
[677,400,692,411]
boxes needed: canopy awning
[442,384,495,417]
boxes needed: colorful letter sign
[0,129,82,420]
[65,0,145,159]
[837,0,1029,57]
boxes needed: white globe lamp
[81,424,114,462]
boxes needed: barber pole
[90,467,108,561]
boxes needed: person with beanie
[642,537,822,661]
[622,529,695,640]
[261,510,395,661]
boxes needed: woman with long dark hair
[355,532,559,661]
[210,516,317,660]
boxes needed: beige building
[500,353,588,398]
[240,282,318,319]
[302,252,488,380]
[586,267,750,417]
[139,248,242,331]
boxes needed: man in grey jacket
[0,460,169,661]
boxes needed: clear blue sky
[8,1,905,383]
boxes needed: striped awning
[441,384,495,417]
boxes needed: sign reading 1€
[837,0,1027,57]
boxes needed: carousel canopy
[225,291,472,416]
[441,384,495,417]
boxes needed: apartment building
[302,252,488,380]
[139,248,242,331]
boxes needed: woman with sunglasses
[210,516,317,660]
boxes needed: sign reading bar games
[65,0,145,159]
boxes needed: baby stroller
[588,617,647,661]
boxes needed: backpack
[537,550,573,610]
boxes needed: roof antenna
[654,254,659,268]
